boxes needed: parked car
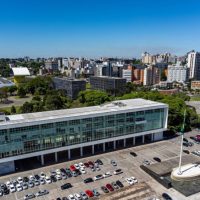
[17,177,23,184]
[153,157,161,162]
[101,186,109,193]
[0,190,3,196]
[116,180,124,188]
[130,152,137,157]
[84,178,93,183]
[40,179,45,185]
[74,164,80,170]
[79,162,85,168]
[130,177,138,183]
[24,193,35,200]
[88,161,94,167]
[92,189,100,196]
[34,175,40,180]
[162,193,173,200]
[85,190,94,198]
[190,136,196,141]
[126,178,134,185]
[40,172,46,179]
[84,162,89,168]
[103,172,112,178]
[45,176,52,184]
[80,191,88,200]
[113,169,123,175]
[9,185,16,193]
[50,175,57,182]
[74,193,82,200]
[22,183,28,190]
[188,142,194,146]
[143,160,151,165]
[94,174,104,181]
[183,142,189,147]
[183,138,188,143]
[16,184,23,192]
[183,149,190,154]
[95,159,103,165]
[70,165,76,171]
[28,181,34,188]
[111,160,117,166]
[80,168,86,174]
[61,183,72,190]
[111,182,119,189]
[68,194,75,200]
[23,177,29,182]
[65,168,72,177]
[35,189,49,197]
[106,184,114,191]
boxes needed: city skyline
[0,0,200,58]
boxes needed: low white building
[167,62,189,83]
[122,69,132,82]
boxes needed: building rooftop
[91,76,126,80]
[12,67,30,76]
[0,99,167,127]
[0,77,15,88]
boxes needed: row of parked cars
[0,159,104,197]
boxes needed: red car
[106,184,114,192]
[84,162,89,168]
[88,161,94,167]
[85,190,94,197]
[70,165,76,171]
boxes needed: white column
[113,140,116,150]
[68,149,71,160]
[142,135,145,144]
[80,147,83,157]
[103,143,105,152]
[55,152,58,162]
[124,139,126,147]
[151,133,154,142]
[133,137,135,145]
[92,145,95,155]
[41,155,44,166]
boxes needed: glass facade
[0,108,165,159]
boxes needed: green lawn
[190,96,200,101]
[0,106,21,114]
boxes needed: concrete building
[0,77,15,88]
[11,67,30,84]
[188,51,200,80]
[167,62,189,83]
[143,65,160,86]
[90,76,126,95]
[45,60,59,72]
[0,98,168,174]
[53,77,86,100]
[122,69,132,82]
[191,81,200,90]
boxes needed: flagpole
[178,109,186,175]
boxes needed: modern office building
[90,76,127,95]
[143,65,160,86]
[167,62,189,83]
[45,60,59,72]
[0,98,168,174]
[53,77,86,99]
[122,69,132,82]
[188,51,200,80]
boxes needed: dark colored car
[3,188,9,195]
[57,198,62,200]
[188,142,194,147]
[101,186,109,193]
[183,138,188,143]
[84,178,93,183]
[23,177,29,182]
[95,159,103,165]
[50,175,57,182]
[61,183,72,190]
[84,162,89,168]
[34,175,40,180]
[153,157,161,162]
[88,161,94,167]
[106,184,114,191]
[162,193,172,200]
[190,136,196,141]
[65,168,72,177]
[62,197,68,200]
[60,168,66,174]
[183,149,190,154]
[130,152,137,157]
[85,190,94,198]
[35,190,49,197]
[183,142,189,147]
[116,180,124,188]
[24,193,35,200]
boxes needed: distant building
[0,77,15,88]
[188,51,200,80]
[143,66,160,86]
[11,67,30,84]
[45,60,59,72]
[167,62,189,83]
[191,81,200,90]
[53,77,86,99]
[122,69,132,82]
[90,76,127,95]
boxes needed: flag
[180,110,186,134]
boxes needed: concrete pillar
[124,139,126,147]
[151,133,154,142]
[41,155,44,166]
[103,143,105,152]
[68,149,71,160]
[113,140,116,150]
[92,145,95,155]
[133,137,135,146]
[142,135,145,144]
[80,147,83,157]
[55,152,58,162]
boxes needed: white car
[9,184,16,193]
[96,166,100,171]
[40,172,46,179]
[94,174,104,181]
[74,193,82,200]
[103,172,112,178]
[16,184,23,192]
[113,169,123,175]
[40,179,45,185]
[56,174,62,180]
[130,177,138,183]
[68,194,76,200]
[56,169,61,175]
[6,181,11,188]
[74,164,80,170]
[80,168,86,174]
[79,162,85,168]
[17,177,23,184]
[126,178,134,185]
[22,183,28,190]
[29,175,35,181]
[45,176,52,184]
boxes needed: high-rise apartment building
[188,51,200,80]
[143,65,160,86]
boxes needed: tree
[45,95,64,110]
[20,102,34,113]
[11,105,16,114]
[7,85,17,96]
[17,87,26,98]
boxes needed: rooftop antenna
[178,109,186,175]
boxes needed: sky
[0,0,200,58]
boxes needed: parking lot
[1,130,200,200]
